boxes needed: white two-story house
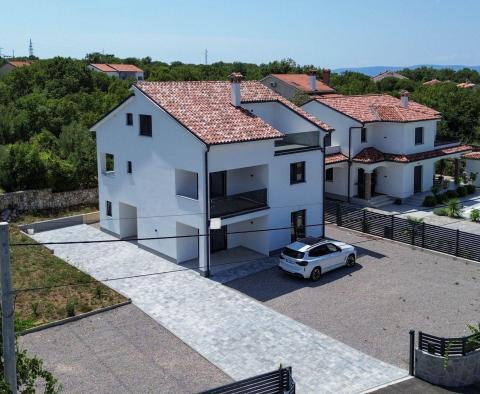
[301,91,472,205]
[91,73,333,276]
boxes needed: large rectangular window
[415,127,424,145]
[326,168,334,182]
[103,153,115,173]
[361,127,367,143]
[324,133,332,147]
[175,169,198,199]
[106,201,112,217]
[139,114,152,136]
[290,162,305,184]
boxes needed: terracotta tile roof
[271,74,335,94]
[134,80,333,145]
[457,82,476,89]
[316,94,441,123]
[7,61,31,68]
[463,146,480,160]
[353,145,472,164]
[325,152,348,165]
[372,71,408,82]
[91,63,143,73]
[423,79,442,85]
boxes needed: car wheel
[346,254,356,267]
[310,267,322,281]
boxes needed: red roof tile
[423,79,442,85]
[91,63,143,73]
[325,152,348,165]
[8,61,31,68]
[271,74,335,94]
[463,151,480,160]
[316,94,441,123]
[353,145,472,164]
[135,80,333,145]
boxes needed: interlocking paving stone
[31,225,408,393]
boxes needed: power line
[11,223,325,246]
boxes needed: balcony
[274,130,321,155]
[210,189,269,219]
[434,138,461,149]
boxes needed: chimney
[229,72,244,107]
[322,68,331,86]
[400,90,410,108]
[307,69,317,91]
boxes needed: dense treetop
[0,54,479,192]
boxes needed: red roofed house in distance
[301,91,472,205]
[88,63,144,81]
[91,73,333,277]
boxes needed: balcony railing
[434,138,461,148]
[274,130,320,154]
[210,189,268,219]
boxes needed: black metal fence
[325,200,480,262]
[419,331,480,356]
[199,367,295,394]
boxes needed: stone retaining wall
[0,188,98,212]
[415,348,480,387]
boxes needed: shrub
[456,186,467,197]
[445,190,458,199]
[434,207,448,216]
[466,184,477,194]
[422,195,437,207]
[471,209,480,222]
[436,192,447,204]
[446,198,463,218]
[66,300,76,317]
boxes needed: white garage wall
[176,222,199,263]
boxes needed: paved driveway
[20,304,231,394]
[31,224,407,394]
[227,224,480,369]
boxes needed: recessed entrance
[118,202,138,239]
[211,225,227,252]
[291,210,306,242]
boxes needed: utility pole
[0,223,17,394]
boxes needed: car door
[324,243,344,270]
[308,244,336,272]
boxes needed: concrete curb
[19,299,132,336]
[325,222,480,265]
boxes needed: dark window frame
[415,127,424,145]
[290,161,306,184]
[324,133,332,148]
[126,113,133,126]
[361,127,367,143]
[326,168,334,182]
[127,161,132,174]
[106,201,112,217]
[139,114,152,137]
[104,153,115,173]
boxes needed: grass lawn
[12,205,98,225]
[8,209,126,331]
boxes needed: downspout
[203,145,211,277]
[348,126,364,202]
[322,133,327,238]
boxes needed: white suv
[278,237,357,281]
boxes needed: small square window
[127,161,132,174]
[326,168,334,182]
[361,127,367,143]
[290,162,306,184]
[126,113,133,126]
[106,201,112,217]
[415,127,424,145]
[139,114,152,136]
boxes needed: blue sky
[4,0,480,68]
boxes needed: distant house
[457,81,476,89]
[0,60,31,77]
[371,71,408,82]
[261,69,336,100]
[423,79,443,86]
[88,63,144,81]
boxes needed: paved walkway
[31,225,408,393]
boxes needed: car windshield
[282,247,305,259]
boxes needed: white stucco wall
[465,160,480,187]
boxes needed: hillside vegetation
[1,54,479,193]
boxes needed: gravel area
[226,224,480,369]
[19,304,232,394]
